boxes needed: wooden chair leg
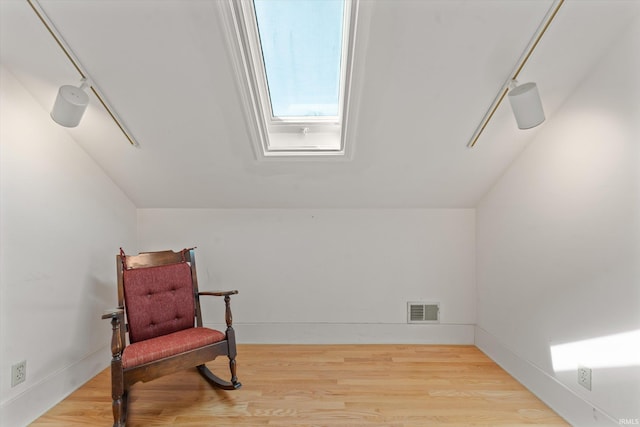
[226,323,240,388]
[195,330,241,390]
[229,357,239,386]
[110,390,128,426]
[110,360,126,427]
[112,397,124,427]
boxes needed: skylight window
[229,0,358,158]
[254,0,343,119]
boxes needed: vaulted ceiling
[2,0,638,208]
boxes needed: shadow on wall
[71,270,116,369]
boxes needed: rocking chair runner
[102,248,241,427]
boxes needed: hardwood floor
[31,345,568,426]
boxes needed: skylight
[254,0,343,119]
[229,0,357,158]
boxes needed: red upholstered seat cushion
[122,327,226,368]
[123,262,195,343]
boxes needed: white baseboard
[0,346,110,427]
[474,326,620,427]
[206,322,475,344]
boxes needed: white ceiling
[1,0,638,208]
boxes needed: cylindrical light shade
[507,82,545,130]
[50,85,89,127]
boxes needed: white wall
[476,17,640,427]
[138,208,476,344]
[0,66,137,426]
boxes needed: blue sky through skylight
[253,0,344,118]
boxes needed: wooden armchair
[102,248,241,427]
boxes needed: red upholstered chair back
[123,262,195,343]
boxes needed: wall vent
[407,302,440,323]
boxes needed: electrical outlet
[578,365,591,391]
[11,360,27,387]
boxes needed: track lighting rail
[467,0,564,148]
[27,0,138,146]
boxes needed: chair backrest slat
[124,250,190,269]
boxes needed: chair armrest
[198,291,238,328]
[199,290,238,297]
[101,308,124,319]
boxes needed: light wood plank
[30,345,568,426]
